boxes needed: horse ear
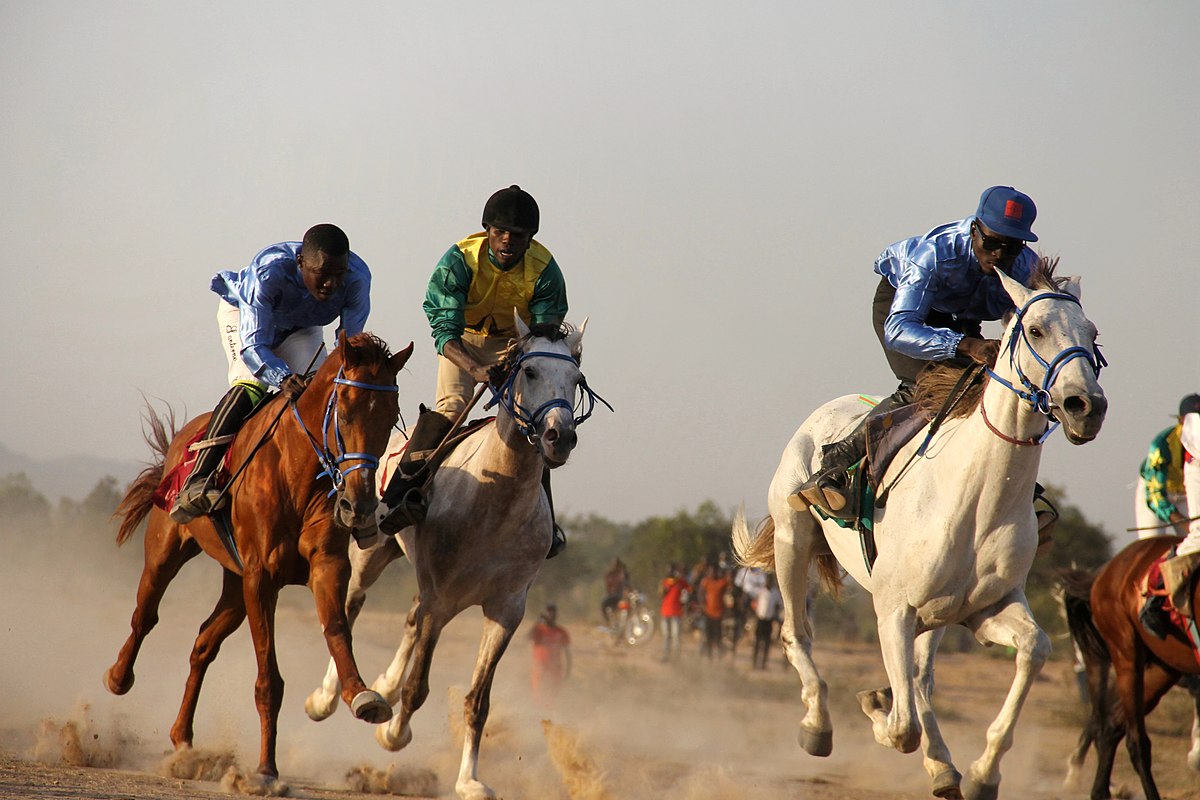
[390,341,414,373]
[567,317,588,362]
[1061,276,1083,301]
[513,309,531,340]
[995,268,1032,308]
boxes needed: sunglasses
[973,224,1026,256]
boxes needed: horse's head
[489,314,608,468]
[995,264,1107,444]
[310,333,413,528]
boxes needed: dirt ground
[4,526,1200,800]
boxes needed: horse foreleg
[169,568,247,749]
[959,594,1049,800]
[305,544,393,725]
[1116,644,1176,800]
[774,512,832,756]
[871,602,921,755]
[372,600,419,707]
[306,534,402,721]
[105,518,200,695]
[912,629,962,798]
[242,569,284,780]
[1179,674,1200,771]
[377,601,443,752]
[455,601,521,800]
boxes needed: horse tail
[812,539,843,600]
[113,403,177,546]
[732,503,776,572]
[1059,567,1109,666]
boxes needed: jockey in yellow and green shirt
[379,186,569,557]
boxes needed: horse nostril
[545,428,559,444]
[1062,395,1089,418]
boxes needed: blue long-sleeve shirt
[874,217,1036,361]
[210,242,371,387]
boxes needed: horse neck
[955,372,1045,500]
[487,406,547,481]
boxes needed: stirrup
[169,481,222,524]
[378,487,426,534]
[546,524,567,560]
[796,470,854,520]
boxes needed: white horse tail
[732,503,776,572]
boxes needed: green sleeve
[423,245,473,354]
[529,257,568,327]
[1139,427,1178,522]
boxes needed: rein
[983,290,1106,444]
[483,350,613,440]
[291,366,399,497]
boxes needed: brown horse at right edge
[1063,536,1200,800]
[104,332,411,790]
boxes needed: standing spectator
[600,557,630,627]
[751,575,783,670]
[530,605,571,710]
[699,564,730,660]
[659,563,691,661]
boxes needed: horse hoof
[797,726,832,757]
[104,666,133,695]
[375,720,412,752]
[455,778,496,800]
[856,687,893,716]
[351,690,392,724]
[961,775,998,800]
[304,691,336,722]
[931,766,962,798]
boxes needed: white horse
[305,317,603,800]
[733,263,1106,800]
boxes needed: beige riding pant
[435,331,509,418]
[217,300,327,389]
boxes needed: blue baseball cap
[976,186,1038,242]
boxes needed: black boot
[542,466,566,559]
[797,387,911,521]
[169,384,257,524]
[379,407,454,533]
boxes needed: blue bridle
[483,350,613,440]
[984,290,1106,442]
[291,366,399,497]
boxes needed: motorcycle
[603,589,657,646]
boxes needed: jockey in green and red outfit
[800,186,1041,520]
[1136,418,1192,537]
[169,223,371,524]
[379,185,570,557]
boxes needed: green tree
[0,472,51,524]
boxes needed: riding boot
[379,407,454,533]
[542,466,566,559]
[169,383,257,524]
[796,386,911,521]
[1161,551,1200,619]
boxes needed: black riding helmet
[482,185,539,234]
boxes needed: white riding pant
[217,300,327,389]
[434,331,508,418]
[1179,457,1200,556]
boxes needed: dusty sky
[2,2,1197,540]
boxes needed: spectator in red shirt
[659,563,691,661]
[530,605,571,710]
[699,564,730,659]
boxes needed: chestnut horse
[105,332,412,786]
[1063,538,1200,800]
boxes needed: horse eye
[1029,326,1043,339]
[523,367,537,379]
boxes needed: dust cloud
[2,514,1178,799]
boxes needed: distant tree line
[0,471,1114,650]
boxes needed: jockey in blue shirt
[799,186,1040,519]
[169,223,372,524]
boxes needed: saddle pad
[150,427,233,511]
[865,403,932,493]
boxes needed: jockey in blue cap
[799,186,1041,519]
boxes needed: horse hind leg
[372,599,420,708]
[169,567,247,750]
[105,515,200,695]
[455,600,522,800]
[774,509,833,757]
[1179,673,1200,771]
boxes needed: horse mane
[342,331,393,369]
[913,255,1068,419]
[495,322,576,374]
